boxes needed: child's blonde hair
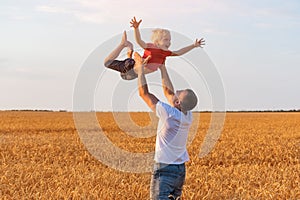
[151,28,171,45]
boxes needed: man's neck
[175,106,187,115]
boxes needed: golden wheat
[0,111,299,199]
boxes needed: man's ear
[174,100,180,106]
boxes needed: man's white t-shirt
[155,101,193,164]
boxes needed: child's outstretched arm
[172,38,205,56]
[130,17,147,49]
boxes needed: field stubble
[0,111,299,199]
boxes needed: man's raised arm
[159,65,175,105]
[134,52,158,112]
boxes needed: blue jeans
[150,163,186,200]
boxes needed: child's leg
[104,43,123,66]
[104,31,133,66]
[105,58,135,73]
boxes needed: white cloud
[0,5,31,21]
[33,0,239,24]
[35,5,70,14]
[202,28,230,36]
[35,1,114,24]
[35,4,106,24]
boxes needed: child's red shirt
[142,43,173,71]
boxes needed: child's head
[151,28,171,50]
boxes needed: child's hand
[130,17,142,29]
[194,38,206,48]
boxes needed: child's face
[158,33,171,50]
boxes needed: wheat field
[0,111,299,199]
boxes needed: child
[130,16,205,75]
[104,31,150,80]
[104,18,205,81]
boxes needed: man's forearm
[136,55,159,111]
[160,65,174,95]
[137,67,149,96]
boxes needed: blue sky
[1,0,299,111]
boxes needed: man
[134,52,198,200]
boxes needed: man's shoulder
[157,101,172,109]
[157,101,192,117]
[156,101,178,115]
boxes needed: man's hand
[134,53,151,74]
[134,52,144,74]
[194,38,206,48]
[143,55,151,65]
[130,17,142,29]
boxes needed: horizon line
[1,109,300,113]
